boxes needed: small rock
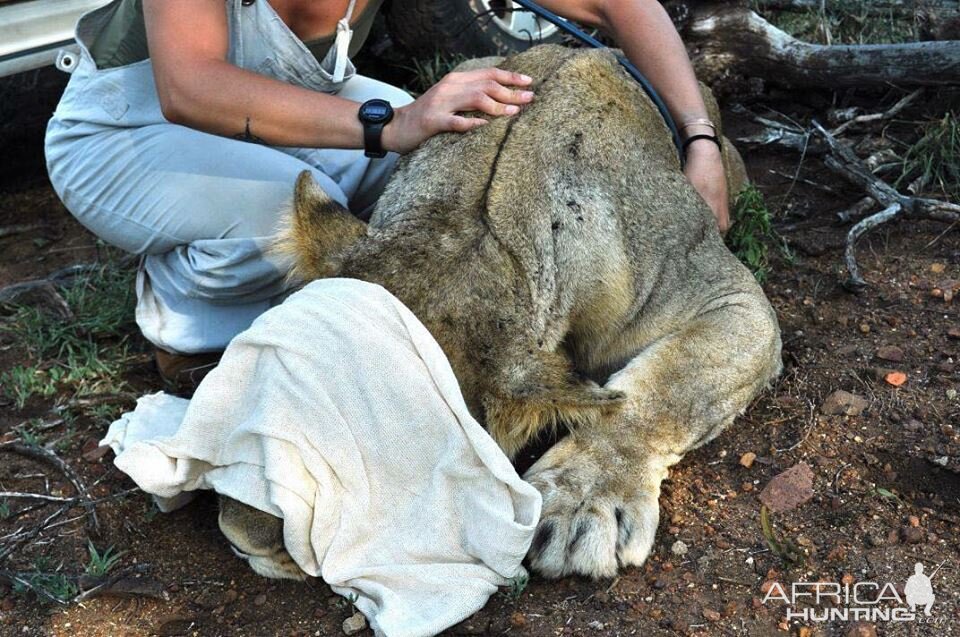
[867,534,884,548]
[821,390,869,416]
[908,515,920,527]
[845,622,877,637]
[884,371,908,387]
[671,540,689,556]
[900,526,925,544]
[875,345,905,363]
[702,608,721,622]
[759,463,815,513]
[798,627,813,637]
[253,593,267,606]
[0,597,14,612]
[155,615,197,637]
[509,612,526,628]
[223,589,238,605]
[739,452,757,468]
[947,327,960,340]
[588,620,605,630]
[904,419,923,432]
[342,612,367,636]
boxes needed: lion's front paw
[523,437,665,579]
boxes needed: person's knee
[387,85,415,107]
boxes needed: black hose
[509,0,685,166]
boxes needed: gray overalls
[45,0,412,354]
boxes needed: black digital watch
[357,99,394,159]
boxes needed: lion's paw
[523,437,664,579]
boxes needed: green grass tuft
[896,112,960,201]
[85,542,124,577]
[405,53,468,95]
[761,0,918,44]
[0,258,136,409]
[727,185,774,282]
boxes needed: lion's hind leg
[525,290,781,578]
[218,495,307,581]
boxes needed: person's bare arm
[535,0,731,232]
[144,0,534,150]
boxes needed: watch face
[360,99,393,124]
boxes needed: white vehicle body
[0,0,105,78]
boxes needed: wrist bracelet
[682,133,722,155]
[680,118,717,132]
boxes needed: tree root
[811,121,960,290]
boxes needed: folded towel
[102,278,541,637]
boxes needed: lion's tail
[272,171,367,281]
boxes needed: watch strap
[363,121,386,158]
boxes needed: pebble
[587,620,606,630]
[739,452,757,468]
[908,515,920,527]
[702,608,721,622]
[509,612,526,628]
[759,463,814,513]
[845,622,878,637]
[671,540,689,556]
[342,612,367,636]
[253,593,267,606]
[875,345,905,362]
[900,526,926,544]
[821,390,869,416]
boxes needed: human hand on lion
[684,138,730,234]
[382,68,534,154]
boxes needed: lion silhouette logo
[904,562,936,616]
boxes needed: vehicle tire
[386,0,565,58]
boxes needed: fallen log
[681,6,960,88]
[755,0,958,13]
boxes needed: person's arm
[144,0,534,150]
[535,0,731,232]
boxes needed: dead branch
[830,89,923,136]
[0,491,74,503]
[683,7,960,89]
[755,0,958,13]
[836,196,876,224]
[811,121,960,290]
[0,443,99,534]
[0,224,44,239]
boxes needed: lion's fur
[258,44,782,578]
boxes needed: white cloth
[101,279,541,637]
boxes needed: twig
[831,89,923,136]
[0,503,72,563]
[836,196,876,224]
[0,224,45,239]
[0,491,73,503]
[811,120,960,290]
[0,443,99,534]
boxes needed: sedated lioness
[219,44,782,580]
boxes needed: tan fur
[234,45,781,580]
[273,171,367,281]
[217,495,306,581]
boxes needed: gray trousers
[45,0,413,354]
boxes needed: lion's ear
[272,171,367,281]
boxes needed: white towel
[101,278,541,637]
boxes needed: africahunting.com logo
[762,562,947,624]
